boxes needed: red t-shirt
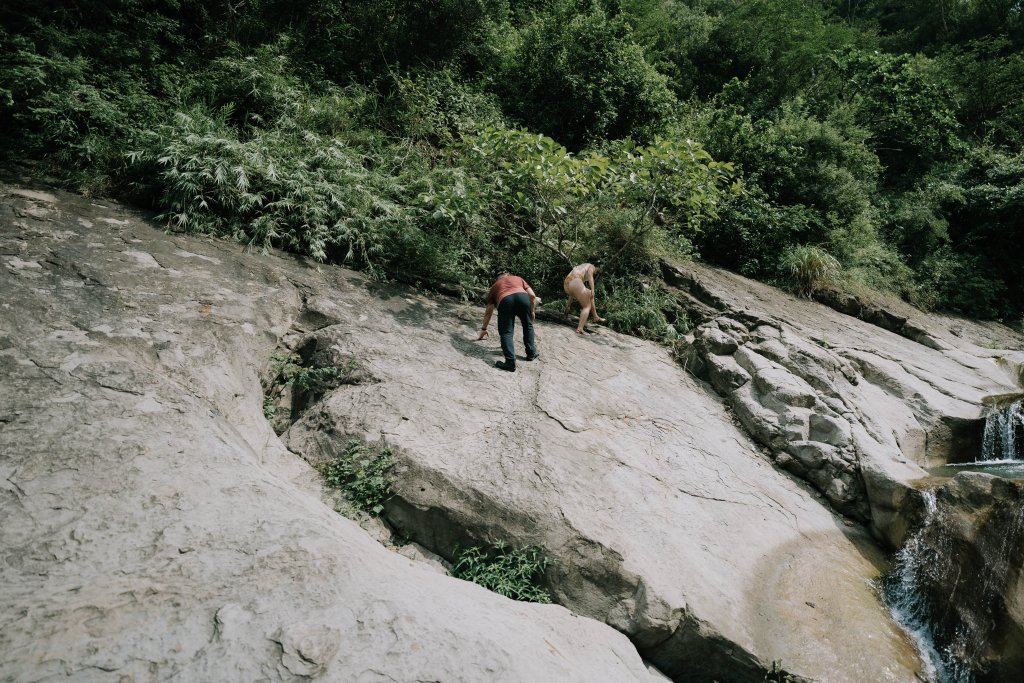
[486,275,531,305]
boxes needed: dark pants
[497,292,536,367]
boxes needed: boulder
[281,292,924,680]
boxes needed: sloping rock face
[280,296,924,673]
[0,185,662,682]
[665,260,1024,548]
[18,181,1024,682]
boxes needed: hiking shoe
[494,360,516,372]
[525,353,540,361]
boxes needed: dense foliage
[2,0,1022,324]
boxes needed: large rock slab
[0,185,662,683]
[666,260,1024,547]
[282,288,925,677]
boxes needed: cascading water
[881,399,1024,682]
[980,398,1024,463]
[882,476,1024,682]
[882,491,970,683]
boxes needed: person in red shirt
[476,272,539,372]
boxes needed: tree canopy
[2,0,1022,326]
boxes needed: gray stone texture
[0,186,661,683]
[5,183,1022,682]
[667,259,1024,544]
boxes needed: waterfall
[980,399,1024,462]
[882,479,1024,683]
[882,491,971,683]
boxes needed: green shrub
[915,248,1008,318]
[837,235,918,301]
[320,440,396,516]
[691,184,814,278]
[813,49,960,177]
[318,0,507,77]
[380,68,506,143]
[780,244,842,297]
[493,0,676,148]
[0,27,169,193]
[691,0,867,106]
[451,542,553,603]
[188,39,308,128]
[599,276,675,340]
[130,100,430,272]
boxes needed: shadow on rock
[448,331,503,368]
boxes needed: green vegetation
[262,394,278,421]
[599,276,678,340]
[267,352,357,394]
[3,0,1022,325]
[320,439,396,516]
[781,245,843,298]
[451,542,553,603]
[263,351,360,430]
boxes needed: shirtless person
[476,272,538,372]
[563,262,605,334]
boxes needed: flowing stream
[881,491,970,683]
[882,399,1024,683]
[981,398,1023,463]
[928,398,1024,478]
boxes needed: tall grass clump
[780,244,842,297]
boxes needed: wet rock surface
[888,474,1024,682]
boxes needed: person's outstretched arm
[476,303,494,340]
[527,287,537,320]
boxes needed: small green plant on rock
[269,351,302,378]
[764,660,799,682]
[269,352,357,393]
[319,439,396,515]
[262,394,278,420]
[290,364,341,393]
[451,542,553,603]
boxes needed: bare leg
[563,280,574,316]
[577,290,593,334]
